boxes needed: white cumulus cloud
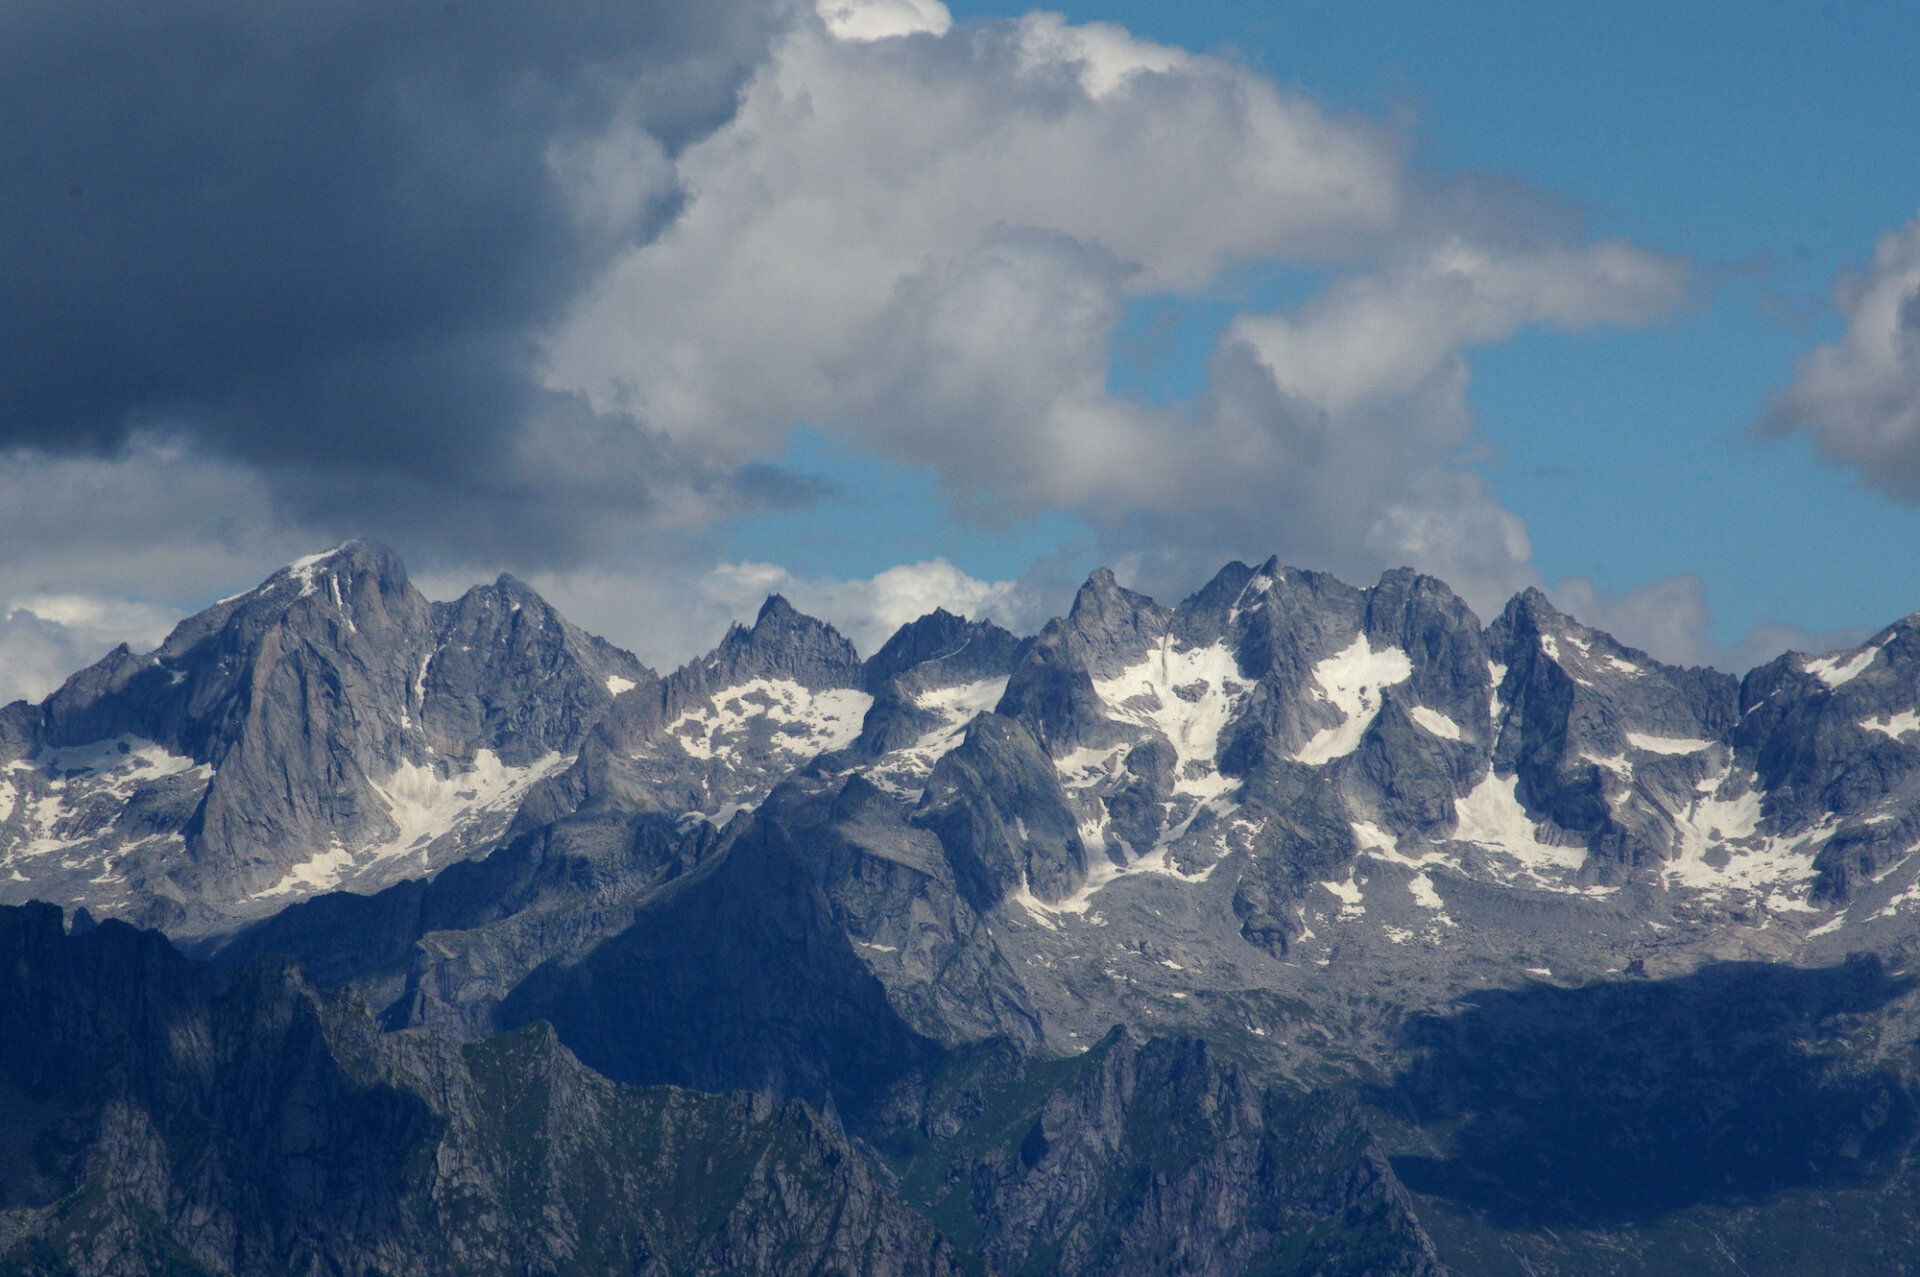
[542,8,1685,614]
[817,0,952,42]
[1763,209,1920,499]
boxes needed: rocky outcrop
[915,714,1092,910]
[1488,588,1740,880]
[496,771,1040,1129]
[894,1029,1448,1277]
[0,543,649,934]
[1736,615,1920,901]
[0,902,967,1277]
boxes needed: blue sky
[726,0,1920,650]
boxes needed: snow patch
[1,738,212,866]
[285,545,349,599]
[1871,866,1920,921]
[864,676,1009,800]
[1092,639,1247,793]
[1805,642,1881,688]
[668,678,873,762]
[1449,771,1592,888]
[606,675,636,697]
[369,750,561,859]
[1055,742,1126,790]
[1352,821,1396,853]
[1323,876,1363,904]
[1626,732,1714,755]
[1663,773,1818,909]
[269,751,560,893]
[254,749,565,899]
[257,841,357,899]
[1863,711,1920,741]
[1409,705,1462,741]
[1294,635,1413,765]
[1407,871,1456,926]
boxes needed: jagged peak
[1361,565,1480,631]
[731,593,847,644]
[757,593,799,624]
[689,593,863,693]
[1494,585,1567,637]
[1066,566,1160,625]
[1191,560,1257,600]
[491,571,537,597]
[282,538,402,581]
[865,607,1020,692]
[440,572,560,623]
[199,540,411,624]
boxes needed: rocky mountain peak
[864,608,1021,694]
[1166,559,1261,647]
[1734,618,1920,901]
[1062,568,1168,677]
[700,595,864,693]
[1,545,651,933]
[422,575,652,768]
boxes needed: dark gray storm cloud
[0,0,778,539]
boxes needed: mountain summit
[0,543,648,933]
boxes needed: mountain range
[8,540,1920,1275]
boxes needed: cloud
[0,0,778,551]
[1547,574,1717,668]
[0,600,182,706]
[818,0,953,41]
[1547,572,1875,675]
[544,12,1685,611]
[542,10,1408,462]
[0,1,1700,696]
[1761,209,1920,498]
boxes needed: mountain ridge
[14,542,1920,1272]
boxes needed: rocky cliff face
[894,1030,1448,1277]
[0,543,647,935]
[0,902,969,1277]
[1735,613,1920,902]
[161,550,1920,1114]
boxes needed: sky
[3,0,1920,701]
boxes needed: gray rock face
[495,771,1040,1127]
[915,714,1092,910]
[0,902,968,1277]
[895,1029,1449,1277]
[685,594,865,696]
[213,589,1014,1048]
[0,543,651,936]
[1488,588,1740,881]
[866,609,1023,696]
[858,613,1023,759]
[420,572,650,767]
[202,553,1920,1110]
[1736,615,1920,901]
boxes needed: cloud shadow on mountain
[1375,954,1920,1229]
